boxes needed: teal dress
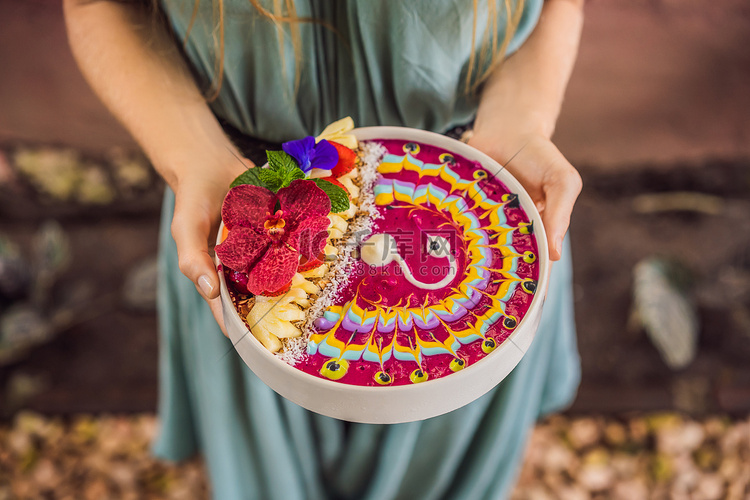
[154,2,580,499]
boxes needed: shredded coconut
[276,336,307,365]
[275,140,386,366]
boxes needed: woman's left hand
[468,132,582,261]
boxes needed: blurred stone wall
[1,0,749,169]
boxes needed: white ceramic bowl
[217,127,549,424]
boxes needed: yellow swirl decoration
[320,359,349,380]
[481,338,497,354]
[449,358,467,372]
[409,368,428,384]
[374,371,393,385]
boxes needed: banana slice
[300,264,327,279]
[323,243,338,259]
[291,273,320,295]
[338,175,360,200]
[315,117,357,149]
[248,273,324,350]
[247,299,305,350]
[336,202,357,220]
[327,214,348,239]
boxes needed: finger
[541,153,582,261]
[171,190,221,300]
[195,283,229,337]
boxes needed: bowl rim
[216,126,549,397]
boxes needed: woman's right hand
[169,157,252,336]
[64,0,254,335]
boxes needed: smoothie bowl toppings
[217,118,540,387]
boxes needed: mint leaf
[230,166,266,189]
[230,151,307,193]
[278,165,305,188]
[229,165,285,192]
[258,169,283,192]
[313,179,350,213]
[266,150,305,190]
[267,150,298,173]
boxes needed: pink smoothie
[293,139,540,386]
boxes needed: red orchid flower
[216,180,331,295]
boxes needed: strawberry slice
[260,280,292,297]
[298,252,326,272]
[329,142,357,178]
[321,176,350,197]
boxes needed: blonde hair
[184,0,526,100]
[467,0,526,92]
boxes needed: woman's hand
[65,0,252,334]
[469,0,585,260]
[170,158,251,335]
[468,132,582,261]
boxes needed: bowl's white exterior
[218,127,549,424]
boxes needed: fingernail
[555,236,563,256]
[198,275,215,298]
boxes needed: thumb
[170,189,221,300]
[540,150,582,261]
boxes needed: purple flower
[282,136,339,174]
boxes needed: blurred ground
[0,412,208,500]
[2,412,748,500]
[511,414,750,500]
